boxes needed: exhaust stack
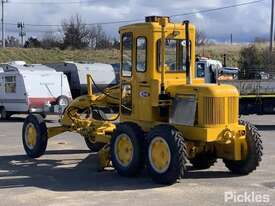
[184,20,192,85]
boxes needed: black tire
[0,107,12,120]
[223,120,263,175]
[56,95,70,106]
[84,137,106,152]
[110,122,145,177]
[146,125,188,185]
[22,114,48,158]
[190,153,217,170]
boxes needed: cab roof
[119,16,195,33]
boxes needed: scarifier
[22,16,263,185]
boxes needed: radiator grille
[202,96,238,126]
[203,97,225,125]
[228,97,238,124]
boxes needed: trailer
[0,61,72,119]
[47,62,118,99]
[220,79,275,115]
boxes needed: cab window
[136,37,147,72]
[121,33,133,77]
[157,39,189,72]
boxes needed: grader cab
[22,16,263,185]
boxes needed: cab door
[134,36,152,121]
[120,32,133,117]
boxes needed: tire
[84,137,106,152]
[56,95,70,106]
[190,153,217,170]
[22,114,48,158]
[0,107,12,120]
[110,122,145,177]
[146,125,188,185]
[223,120,263,175]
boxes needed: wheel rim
[114,134,134,167]
[25,123,37,149]
[149,136,171,174]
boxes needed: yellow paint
[149,137,171,173]
[26,123,37,148]
[115,134,133,166]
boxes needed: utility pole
[1,0,8,48]
[270,0,275,54]
[17,22,26,47]
[230,33,233,45]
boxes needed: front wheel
[146,125,188,185]
[223,120,263,175]
[22,114,48,158]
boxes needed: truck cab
[196,57,239,83]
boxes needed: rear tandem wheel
[146,125,188,185]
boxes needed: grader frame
[22,16,263,185]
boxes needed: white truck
[0,61,72,119]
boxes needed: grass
[0,44,245,67]
[196,44,244,67]
[0,48,120,64]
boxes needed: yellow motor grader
[22,16,263,185]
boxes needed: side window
[196,63,205,78]
[5,76,16,93]
[136,37,147,72]
[121,84,132,115]
[122,33,132,77]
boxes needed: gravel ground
[0,114,274,206]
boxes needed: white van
[0,61,72,119]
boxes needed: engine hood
[166,83,239,97]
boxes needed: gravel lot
[0,115,274,206]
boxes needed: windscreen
[157,39,190,72]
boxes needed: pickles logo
[224,191,270,203]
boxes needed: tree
[238,44,268,79]
[6,36,20,47]
[61,14,90,49]
[41,31,62,49]
[24,37,41,48]
[86,24,113,49]
[196,30,208,46]
[112,37,120,49]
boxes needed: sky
[2,0,272,43]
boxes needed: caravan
[47,62,118,98]
[0,61,72,119]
